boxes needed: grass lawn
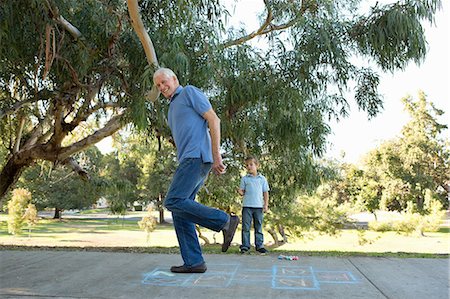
[0,213,448,257]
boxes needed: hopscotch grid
[314,270,361,284]
[143,264,361,290]
[272,265,319,290]
[225,263,239,288]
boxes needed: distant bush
[7,188,32,235]
[368,202,445,236]
[23,203,38,237]
[138,206,157,243]
[368,221,393,232]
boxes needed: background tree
[138,138,177,223]
[0,0,442,216]
[101,151,140,217]
[363,92,449,212]
[0,0,145,200]
[18,147,105,218]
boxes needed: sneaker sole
[222,216,239,252]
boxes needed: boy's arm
[237,188,245,196]
[263,191,269,212]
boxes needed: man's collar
[170,85,183,102]
[246,173,261,177]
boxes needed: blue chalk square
[272,276,319,290]
[234,272,272,283]
[142,268,188,286]
[185,273,233,288]
[205,263,240,274]
[275,265,314,277]
[315,271,360,283]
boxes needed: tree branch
[56,15,81,39]
[58,114,124,160]
[13,115,26,153]
[69,102,120,131]
[126,0,160,102]
[45,0,82,39]
[0,98,35,120]
[220,0,307,49]
[61,157,89,180]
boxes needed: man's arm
[203,108,226,174]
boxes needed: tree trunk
[268,227,279,247]
[157,193,166,224]
[278,224,288,244]
[196,225,210,245]
[0,155,30,201]
[159,207,165,224]
[53,207,62,219]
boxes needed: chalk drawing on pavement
[142,263,361,290]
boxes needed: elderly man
[153,67,239,273]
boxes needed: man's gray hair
[153,67,177,83]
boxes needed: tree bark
[196,225,210,245]
[268,227,279,247]
[53,207,62,219]
[0,155,32,201]
[157,193,165,224]
[278,224,288,243]
[126,0,160,102]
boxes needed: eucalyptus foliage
[0,0,441,211]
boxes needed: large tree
[0,0,442,204]
[363,91,449,211]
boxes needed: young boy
[238,156,270,254]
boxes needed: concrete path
[0,250,448,299]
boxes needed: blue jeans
[164,158,229,267]
[240,207,264,250]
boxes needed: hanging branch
[126,0,160,102]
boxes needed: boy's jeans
[164,158,229,267]
[240,207,264,250]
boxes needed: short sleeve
[185,85,212,116]
[240,177,246,190]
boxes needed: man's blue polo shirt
[240,174,270,208]
[168,85,213,163]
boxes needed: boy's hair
[244,156,259,165]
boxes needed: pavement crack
[347,258,390,299]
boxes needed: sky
[225,0,449,164]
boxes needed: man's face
[154,73,179,99]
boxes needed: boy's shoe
[222,215,240,252]
[240,248,250,254]
[256,247,268,255]
[170,262,207,273]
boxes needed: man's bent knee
[163,198,177,212]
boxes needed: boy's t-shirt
[240,174,269,208]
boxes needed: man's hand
[212,158,226,175]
